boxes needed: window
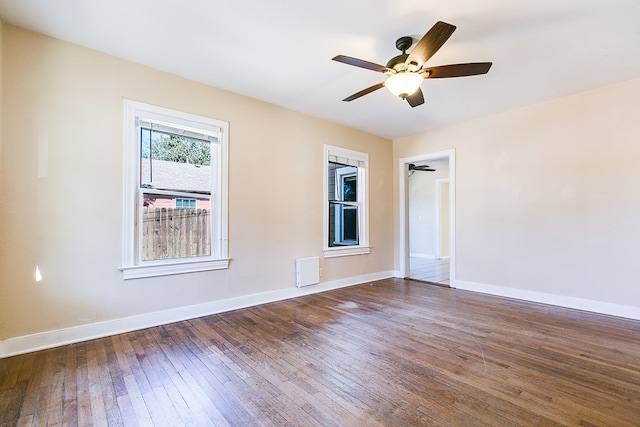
[323,145,370,258]
[176,198,197,209]
[121,100,229,279]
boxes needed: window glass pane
[328,202,359,247]
[328,161,357,202]
[141,193,212,261]
[342,206,358,241]
[343,175,357,202]
[140,128,212,194]
[328,202,336,247]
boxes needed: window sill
[323,246,371,258]
[119,258,230,280]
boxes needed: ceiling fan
[409,163,436,172]
[332,21,492,107]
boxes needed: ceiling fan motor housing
[386,54,408,71]
[386,36,413,72]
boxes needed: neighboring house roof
[141,159,211,194]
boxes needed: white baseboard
[409,253,436,259]
[454,279,640,321]
[0,270,394,358]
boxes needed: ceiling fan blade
[342,82,385,102]
[332,55,390,73]
[424,62,493,78]
[406,21,456,69]
[406,87,424,108]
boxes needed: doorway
[398,149,455,285]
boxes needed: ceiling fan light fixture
[385,72,423,99]
[333,21,491,108]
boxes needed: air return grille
[295,257,320,287]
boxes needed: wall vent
[296,256,320,287]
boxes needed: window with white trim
[121,100,229,279]
[176,198,197,209]
[323,145,370,258]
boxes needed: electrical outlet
[319,267,322,276]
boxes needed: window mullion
[141,188,211,199]
[329,200,359,207]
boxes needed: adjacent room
[1,1,639,425]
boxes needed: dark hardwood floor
[1,278,639,426]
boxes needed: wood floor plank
[13,349,45,422]
[115,393,139,427]
[175,368,231,426]
[61,345,78,426]
[0,379,29,425]
[15,414,34,427]
[45,370,65,426]
[161,381,196,427]
[74,343,93,427]
[122,374,153,426]
[86,343,108,427]
[0,352,23,392]
[1,278,639,426]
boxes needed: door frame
[398,149,456,281]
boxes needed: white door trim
[398,149,456,282]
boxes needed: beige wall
[438,181,449,258]
[394,77,640,307]
[0,16,3,170]
[0,16,5,337]
[0,25,393,340]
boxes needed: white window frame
[120,100,229,279]
[333,166,358,245]
[323,144,370,258]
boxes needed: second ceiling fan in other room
[409,163,436,173]
[332,21,492,107]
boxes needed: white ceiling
[0,0,638,139]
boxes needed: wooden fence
[142,207,210,260]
